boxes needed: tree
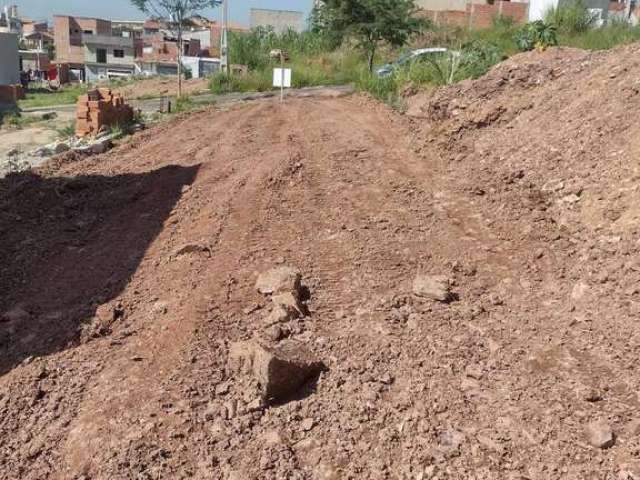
[315,0,425,72]
[131,0,221,96]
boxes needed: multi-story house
[54,14,209,82]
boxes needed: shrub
[514,20,558,51]
[354,69,400,104]
[459,40,506,78]
[173,95,194,113]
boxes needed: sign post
[270,49,291,102]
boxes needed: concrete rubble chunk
[413,274,452,302]
[229,340,325,403]
[269,291,303,321]
[256,266,302,297]
[585,420,615,449]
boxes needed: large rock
[229,340,324,403]
[413,274,452,302]
[256,266,301,297]
[585,420,615,449]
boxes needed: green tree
[316,0,425,72]
[131,0,221,96]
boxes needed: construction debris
[75,88,134,137]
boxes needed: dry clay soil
[2,46,640,480]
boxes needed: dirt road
[1,76,639,479]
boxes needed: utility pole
[220,0,229,75]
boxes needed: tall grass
[560,21,640,49]
[206,13,640,109]
[544,0,598,34]
[229,26,340,71]
[19,84,88,109]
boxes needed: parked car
[375,48,448,78]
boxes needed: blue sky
[12,0,313,25]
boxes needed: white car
[375,48,449,77]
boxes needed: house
[137,33,202,75]
[0,31,19,84]
[0,31,22,104]
[210,20,248,56]
[0,4,20,33]
[82,32,139,81]
[111,20,144,38]
[20,26,54,73]
[143,19,165,36]
[54,15,113,81]
[182,56,220,78]
[528,0,609,21]
[249,8,304,33]
[54,14,213,83]
[415,0,529,28]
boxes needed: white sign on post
[273,68,292,88]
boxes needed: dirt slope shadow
[0,164,199,376]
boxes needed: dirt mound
[113,76,210,99]
[408,43,640,238]
[2,47,640,479]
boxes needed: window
[114,49,124,58]
[83,30,93,34]
[96,48,107,64]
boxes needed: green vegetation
[545,0,597,34]
[55,121,76,139]
[315,0,426,71]
[514,20,558,51]
[0,110,60,130]
[558,18,640,49]
[19,84,88,109]
[173,95,196,113]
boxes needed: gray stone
[585,420,615,449]
[413,274,452,302]
[229,340,324,403]
[266,291,303,325]
[33,147,53,158]
[438,428,465,454]
[90,138,113,155]
[256,266,301,296]
[53,142,70,154]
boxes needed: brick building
[415,0,529,27]
[54,15,207,82]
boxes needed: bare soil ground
[2,45,640,480]
[114,76,210,99]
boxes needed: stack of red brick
[0,85,25,105]
[76,88,134,137]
